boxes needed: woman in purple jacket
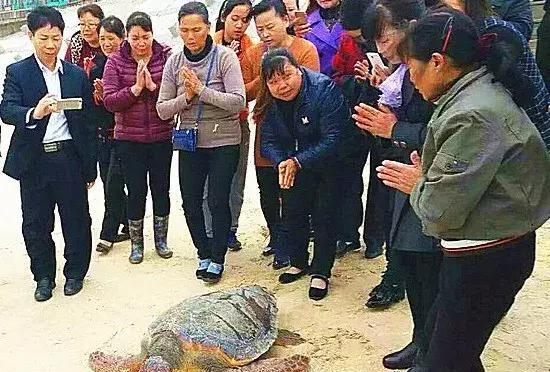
[301,0,344,76]
[103,12,173,265]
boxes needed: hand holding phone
[366,52,386,71]
[294,11,307,26]
[293,11,311,37]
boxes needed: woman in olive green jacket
[377,11,550,372]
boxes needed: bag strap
[175,46,218,130]
[194,46,218,127]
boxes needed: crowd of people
[1,0,549,370]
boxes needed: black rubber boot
[128,219,144,264]
[154,215,173,259]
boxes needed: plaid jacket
[484,16,550,150]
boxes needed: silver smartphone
[366,52,386,71]
[54,97,83,111]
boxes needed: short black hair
[178,1,210,23]
[261,47,299,79]
[251,0,288,19]
[99,16,125,39]
[126,11,153,33]
[27,6,65,34]
[77,4,104,20]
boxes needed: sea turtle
[89,285,309,372]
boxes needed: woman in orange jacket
[202,0,255,251]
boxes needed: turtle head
[138,356,171,372]
[89,351,144,372]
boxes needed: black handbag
[173,47,218,152]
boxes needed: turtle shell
[146,285,278,366]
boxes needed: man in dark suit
[0,6,96,302]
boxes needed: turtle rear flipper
[236,355,310,372]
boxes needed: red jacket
[103,40,173,143]
[331,34,364,86]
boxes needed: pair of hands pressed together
[352,62,396,139]
[179,66,204,102]
[278,159,300,189]
[349,64,422,195]
[376,151,422,195]
[92,79,104,105]
[131,59,157,96]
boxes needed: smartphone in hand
[294,11,308,26]
[53,97,83,111]
[366,52,386,72]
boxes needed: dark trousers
[419,233,536,372]
[20,144,92,282]
[365,144,403,285]
[116,140,172,220]
[256,166,290,260]
[98,138,128,241]
[336,148,368,243]
[363,148,393,251]
[179,145,239,265]
[281,166,345,278]
[398,250,442,346]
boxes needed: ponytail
[404,10,529,107]
[215,0,252,32]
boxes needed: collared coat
[305,8,344,76]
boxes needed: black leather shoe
[383,342,418,369]
[309,275,329,301]
[272,257,291,270]
[364,246,384,259]
[335,240,361,258]
[34,278,55,302]
[64,279,83,296]
[279,268,308,284]
[96,240,113,253]
[366,283,405,309]
[113,233,130,243]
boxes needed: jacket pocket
[419,152,469,227]
[432,151,469,175]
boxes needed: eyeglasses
[440,16,454,54]
[78,22,100,29]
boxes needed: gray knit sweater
[156,45,246,148]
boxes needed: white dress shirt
[26,55,72,143]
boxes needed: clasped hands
[131,59,157,96]
[278,158,300,189]
[352,102,397,138]
[179,66,204,102]
[376,151,422,195]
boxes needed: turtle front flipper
[235,355,310,372]
[89,351,144,372]
[138,356,171,372]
